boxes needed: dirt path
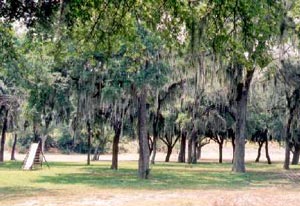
[3,187,300,206]
[5,142,285,163]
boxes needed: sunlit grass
[0,160,299,200]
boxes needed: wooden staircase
[33,143,42,168]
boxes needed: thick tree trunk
[192,141,197,164]
[284,141,291,169]
[292,150,300,165]
[187,137,192,164]
[0,109,8,162]
[232,69,254,172]
[218,142,223,164]
[284,90,299,169]
[232,92,247,172]
[138,87,150,179]
[255,142,263,162]
[11,133,17,161]
[111,122,121,170]
[178,132,186,163]
[231,68,254,172]
[87,120,92,166]
[265,139,271,164]
[284,140,291,169]
[284,113,294,169]
[165,145,172,162]
[191,130,197,164]
[291,143,300,165]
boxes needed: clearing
[1,143,300,206]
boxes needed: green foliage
[196,0,284,70]
[246,112,269,137]
[0,22,21,97]
[0,23,16,67]
[56,130,73,152]
[17,134,33,153]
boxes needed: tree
[251,129,271,164]
[0,22,21,162]
[159,111,180,162]
[100,72,132,170]
[194,0,283,172]
[205,109,227,163]
[279,60,300,169]
[150,79,186,164]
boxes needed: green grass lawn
[0,160,299,200]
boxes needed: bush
[44,135,57,151]
[57,132,73,152]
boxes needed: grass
[0,160,299,200]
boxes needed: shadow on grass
[0,160,93,169]
[0,186,48,198]
[34,162,287,190]
[0,161,23,170]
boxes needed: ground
[1,142,300,206]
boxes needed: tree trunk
[292,150,300,165]
[111,122,121,170]
[92,143,100,161]
[187,137,192,164]
[150,123,158,165]
[232,68,254,172]
[33,121,40,142]
[0,109,8,162]
[284,140,291,169]
[231,136,235,164]
[150,136,157,164]
[72,129,79,152]
[255,142,263,162]
[291,143,300,165]
[232,83,252,171]
[218,142,223,164]
[165,145,172,162]
[191,130,197,164]
[11,133,17,161]
[284,89,299,169]
[151,114,159,164]
[148,134,153,156]
[178,132,186,163]
[72,133,76,151]
[138,87,150,179]
[265,139,271,164]
[41,135,47,153]
[232,92,247,172]
[87,120,92,166]
[284,111,294,169]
